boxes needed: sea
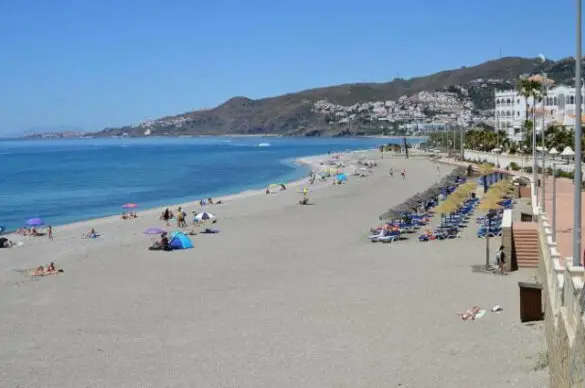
[0,136,425,231]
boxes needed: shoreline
[2,150,352,236]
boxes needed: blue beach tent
[169,232,193,250]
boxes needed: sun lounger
[378,235,397,243]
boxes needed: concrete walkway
[541,175,585,266]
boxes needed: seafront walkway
[542,175,585,267]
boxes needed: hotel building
[494,85,585,142]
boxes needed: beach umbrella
[144,227,166,235]
[194,212,216,222]
[478,163,495,175]
[26,217,44,227]
[549,147,559,157]
[122,203,138,209]
[561,146,575,157]
[0,226,5,234]
[433,199,460,214]
[379,209,404,220]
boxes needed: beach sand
[0,152,547,387]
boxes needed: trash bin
[518,281,544,322]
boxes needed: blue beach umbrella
[0,226,5,234]
[26,218,44,227]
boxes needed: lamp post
[574,0,583,268]
[541,79,546,211]
[553,162,557,242]
[532,94,538,205]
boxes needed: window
[570,96,575,104]
[496,111,500,117]
[517,111,520,116]
[517,99,520,104]
[507,111,511,117]
[506,98,511,105]
[496,99,500,105]
[554,97,558,105]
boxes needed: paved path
[542,174,584,266]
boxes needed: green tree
[516,78,544,152]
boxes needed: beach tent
[336,173,347,183]
[169,232,193,250]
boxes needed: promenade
[542,174,585,266]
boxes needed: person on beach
[31,262,63,276]
[495,245,506,275]
[177,207,187,228]
[389,168,394,177]
[401,169,406,179]
[161,208,171,226]
[82,228,97,239]
[48,225,53,241]
[436,165,440,178]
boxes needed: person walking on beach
[389,168,394,177]
[436,165,440,178]
[48,225,53,241]
[401,168,406,180]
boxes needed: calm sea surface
[0,136,423,231]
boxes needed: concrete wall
[536,189,585,387]
[463,150,580,175]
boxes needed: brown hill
[96,56,557,137]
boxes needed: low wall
[463,150,579,175]
[535,180,585,387]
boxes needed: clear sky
[0,0,580,133]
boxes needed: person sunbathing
[31,263,63,276]
[82,228,97,239]
[458,306,482,321]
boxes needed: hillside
[95,56,576,137]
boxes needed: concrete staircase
[512,222,540,269]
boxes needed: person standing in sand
[401,169,406,180]
[495,245,506,275]
[48,225,53,241]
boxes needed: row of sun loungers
[475,198,513,238]
[418,197,479,242]
[368,214,430,243]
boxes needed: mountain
[94,56,576,137]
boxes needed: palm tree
[516,77,544,183]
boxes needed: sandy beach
[0,151,547,387]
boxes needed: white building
[495,85,585,142]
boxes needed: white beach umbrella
[561,146,575,157]
[194,212,216,222]
[548,147,559,155]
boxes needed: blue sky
[0,0,579,133]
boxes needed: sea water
[0,136,423,230]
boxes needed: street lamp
[552,162,557,242]
[574,0,583,268]
[540,69,555,212]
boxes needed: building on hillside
[495,85,585,142]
